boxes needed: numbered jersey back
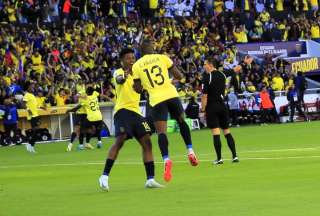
[81,91,102,122]
[132,54,179,106]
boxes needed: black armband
[115,75,126,84]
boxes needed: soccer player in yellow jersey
[66,90,88,151]
[23,82,41,153]
[132,40,198,182]
[99,48,163,191]
[67,87,105,150]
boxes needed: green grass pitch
[1,122,320,216]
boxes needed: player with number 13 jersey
[132,54,178,107]
[132,40,199,183]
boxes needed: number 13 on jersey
[143,65,165,87]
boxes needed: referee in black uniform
[200,56,240,164]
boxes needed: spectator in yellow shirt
[5,3,17,23]
[310,22,320,39]
[310,0,319,11]
[233,26,248,43]
[272,73,284,91]
[214,0,224,15]
[36,91,47,108]
[275,0,284,11]
[55,89,68,106]
[31,50,45,74]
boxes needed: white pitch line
[1,155,320,169]
[169,146,320,158]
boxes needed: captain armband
[115,74,126,84]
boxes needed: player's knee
[175,115,185,124]
[211,128,220,135]
[141,142,152,153]
[223,129,230,136]
[115,136,126,148]
[115,141,124,149]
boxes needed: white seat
[191,119,200,130]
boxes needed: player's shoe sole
[163,159,172,182]
[188,153,199,166]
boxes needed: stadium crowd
[0,0,316,109]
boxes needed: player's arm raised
[66,104,82,114]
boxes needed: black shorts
[151,97,184,121]
[74,114,87,127]
[4,124,17,133]
[30,117,41,128]
[84,119,104,131]
[114,109,151,139]
[206,104,229,129]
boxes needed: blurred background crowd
[0,0,318,109]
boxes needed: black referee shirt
[202,69,234,105]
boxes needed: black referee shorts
[151,97,184,121]
[114,109,151,139]
[206,104,230,129]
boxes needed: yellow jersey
[113,68,141,115]
[132,54,179,106]
[76,91,87,114]
[275,0,284,11]
[31,55,42,65]
[23,92,39,120]
[149,0,158,9]
[81,91,102,122]
[310,0,319,7]
[244,0,250,11]
[36,96,46,108]
[55,94,66,106]
[311,25,320,38]
[272,77,284,91]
